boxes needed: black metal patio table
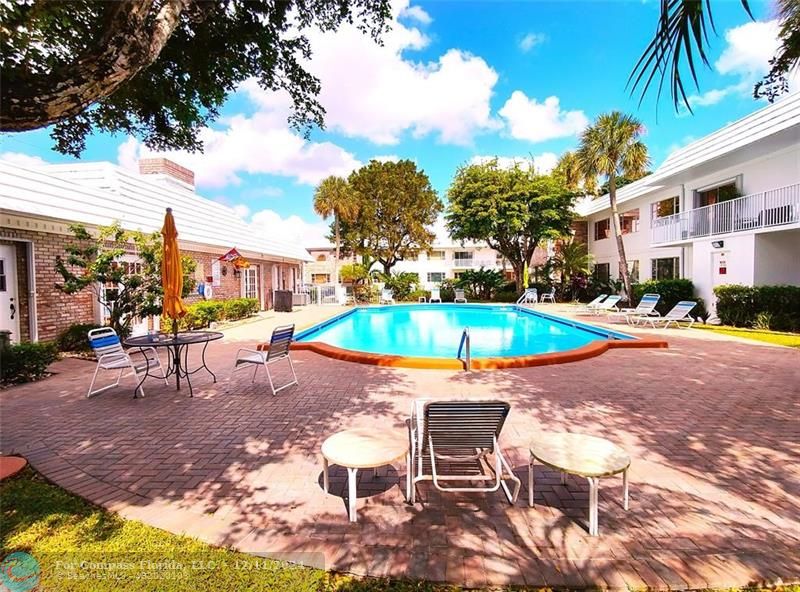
[124,330,223,397]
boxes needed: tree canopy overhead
[446,160,576,292]
[340,160,442,275]
[0,0,392,156]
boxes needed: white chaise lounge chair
[592,295,622,315]
[607,293,661,324]
[516,288,538,304]
[429,288,442,303]
[233,324,298,395]
[86,327,166,398]
[575,294,607,314]
[454,289,468,303]
[380,289,395,304]
[408,399,521,504]
[540,287,556,303]
[633,301,697,329]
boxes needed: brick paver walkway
[1,313,798,589]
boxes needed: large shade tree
[576,112,650,301]
[313,176,357,284]
[631,0,799,111]
[340,160,442,275]
[446,160,575,292]
[0,0,391,155]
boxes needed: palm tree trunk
[334,213,340,285]
[608,174,633,301]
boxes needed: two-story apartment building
[576,92,800,309]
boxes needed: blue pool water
[295,304,633,358]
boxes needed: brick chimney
[138,158,195,191]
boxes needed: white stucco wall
[754,229,800,285]
[691,234,756,309]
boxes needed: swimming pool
[293,304,666,369]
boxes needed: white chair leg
[251,363,259,383]
[87,363,102,398]
[265,362,277,396]
[528,456,534,506]
[287,356,298,386]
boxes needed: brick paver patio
[1,310,798,589]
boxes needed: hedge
[632,279,708,320]
[1,341,59,384]
[180,298,259,330]
[714,284,800,332]
[56,323,102,352]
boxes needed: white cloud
[117,96,362,188]
[0,152,48,167]
[470,152,559,174]
[399,4,432,25]
[684,20,799,110]
[249,209,330,248]
[291,4,499,146]
[372,154,400,163]
[498,92,588,143]
[519,32,547,53]
[232,204,251,219]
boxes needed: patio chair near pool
[633,301,697,329]
[429,288,442,303]
[591,295,622,315]
[408,399,521,504]
[380,289,395,304]
[516,288,538,304]
[607,293,661,324]
[233,324,298,395]
[454,289,468,303]
[575,294,607,314]
[540,287,556,303]
[86,327,166,398]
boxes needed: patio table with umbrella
[123,209,222,397]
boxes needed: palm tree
[576,112,650,301]
[555,151,597,195]
[630,0,799,111]
[553,239,592,301]
[313,176,358,284]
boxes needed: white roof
[576,91,800,216]
[0,161,312,262]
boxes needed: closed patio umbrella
[161,208,187,336]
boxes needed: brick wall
[138,158,195,187]
[571,220,589,246]
[0,229,96,342]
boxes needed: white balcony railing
[651,183,800,245]
[450,258,501,269]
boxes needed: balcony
[651,183,800,245]
[450,258,502,269]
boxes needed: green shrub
[714,284,800,332]
[632,279,696,316]
[455,268,505,300]
[1,341,59,384]
[223,297,259,320]
[439,279,457,302]
[56,323,102,352]
[405,289,429,302]
[493,289,519,303]
[381,272,420,301]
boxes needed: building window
[315,253,327,262]
[243,267,259,300]
[651,196,680,220]
[427,272,445,283]
[453,251,473,265]
[594,219,610,241]
[651,257,680,280]
[428,250,445,261]
[311,273,330,284]
[593,262,610,282]
[696,181,739,207]
[620,209,639,234]
[453,271,465,280]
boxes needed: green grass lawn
[2,469,799,591]
[694,324,800,348]
[0,469,454,592]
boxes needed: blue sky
[0,0,790,246]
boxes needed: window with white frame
[651,196,680,221]
[651,257,680,280]
[242,267,259,300]
[453,251,473,265]
[427,272,445,283]
[593,262,610,282]
[620,209,640,234]
[428,250,445,260]
[594,219,610,240]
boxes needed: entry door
[242,267,259,300]
[0,245,20,342]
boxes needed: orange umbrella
[161,208,187,332]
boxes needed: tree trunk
[382,261,393,276]
[333,213,340,285]
[512,261,525,292]
[1,0,198,131]
[608,174,633,302]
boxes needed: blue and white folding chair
[234,324,298,395]
[87,327,166,398]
